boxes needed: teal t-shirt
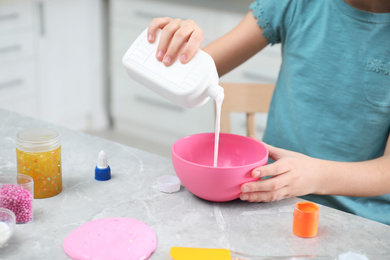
[250,0,390,224]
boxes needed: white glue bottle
[122,27,224,108]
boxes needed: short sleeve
[249,0,298,45]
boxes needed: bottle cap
[95,166,111,181]
[293,201,319,238]
[158,175,180,193]
[95,151,111,181]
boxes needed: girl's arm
[316,133,390,197]
[240,133,390,202]
[203,11,268,77]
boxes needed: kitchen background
[0,0,281,158]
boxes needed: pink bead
[0,184,33,223]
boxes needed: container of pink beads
[0,174,33,224]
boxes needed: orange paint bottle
[293,201,319,238]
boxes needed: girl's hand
[240,143,322,202]
[147,17,204,66]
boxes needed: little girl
[147,0,390,224]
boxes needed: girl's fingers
[179,28,203,63]
[240,185,290,202]
[266,142,289,161]
[243,171,291,193]
[250,143,297,179]
[147,18,204,65]
[158,20,185,60]
[251,158,291,180]
[147,17,172,43]
[161,19,203,65]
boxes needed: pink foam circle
[63,218,157,260]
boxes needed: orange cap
[293,201,319,238]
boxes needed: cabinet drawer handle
[0,13,19,22]
[37,2,45,36]
[0,79,23,90]
[0,44,21,54]
[135,95,183,112]
[134,10,185,20]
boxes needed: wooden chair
[218,82,275,138]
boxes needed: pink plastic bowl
[171,133,268,202]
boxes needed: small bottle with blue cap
[95,151,111,181]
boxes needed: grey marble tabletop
[0,108,390,259]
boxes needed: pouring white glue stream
[122,28,224,167]
[212,88,224,167]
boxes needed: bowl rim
[171,132,269,169]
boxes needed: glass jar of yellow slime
[16,128,62,199]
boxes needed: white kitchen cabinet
[109,0,281,146]
[0,0,108,131]
[0,0,38,118]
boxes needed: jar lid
[158,175,180,193]
[16,128,61,152]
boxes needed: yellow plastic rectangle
[170,247,231,260]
